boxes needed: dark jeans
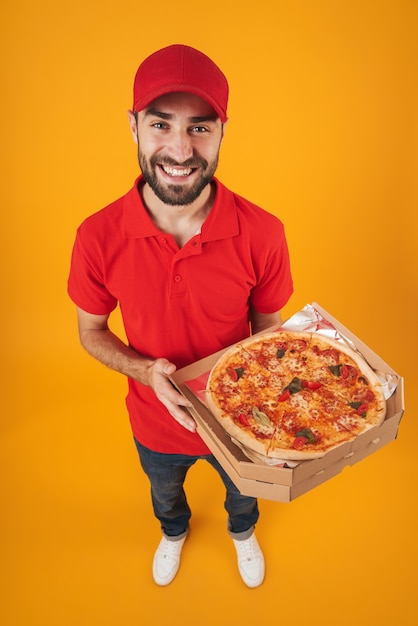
[134,439,259,540]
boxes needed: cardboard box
[171,304,404,502]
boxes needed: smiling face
[129,92,224,206]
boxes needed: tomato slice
[356,403,369,416]
[302,380,322,390]
[289,339,307,352]
[341,364,349,379]
[278,389,291,402]
[227,366,244,382]
[237,413,250,426]
[293,435,309,450]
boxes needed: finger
[155,374,193,406]
[156,382,193,408]
[166,402,197,433]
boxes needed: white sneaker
[233,534,265,588]
[152,536,186,586]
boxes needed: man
[68,44,293,588]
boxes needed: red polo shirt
[68,176,293,454]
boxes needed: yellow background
[1,1,417,625]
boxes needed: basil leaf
[286,377,303,394]
[329,364,343,376]
[235,367,245,380]
[295,428,316,443]
[252,406,273,428]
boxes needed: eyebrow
[144,108,218,123]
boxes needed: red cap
[132,44,228,123]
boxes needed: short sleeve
[67,224,118,315]
[249,220,293,314]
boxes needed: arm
[250,308,283,335]
[76,307,196,432]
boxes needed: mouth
[160,164,195,178]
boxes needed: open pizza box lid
[170,303,405,502]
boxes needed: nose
[167,129,194,163]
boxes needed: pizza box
[171,303,404,502]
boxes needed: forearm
[251,309,283,334]
[79,326,153,386]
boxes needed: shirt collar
[123,175,239,241]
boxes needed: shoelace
[236,537,259,561]
[160,540,183,561]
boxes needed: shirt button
[174,275,182,283]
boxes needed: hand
[146,358,197,433]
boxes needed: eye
[191,125,209,133]
[151,122,168,130]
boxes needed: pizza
[205,331,386,460]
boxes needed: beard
[137,146,219,206]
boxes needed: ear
[220,119,228,140]
[127,110,138,144]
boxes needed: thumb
[161,360,177,376]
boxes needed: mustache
[150,155,209,170]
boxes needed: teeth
[162,165,192,177]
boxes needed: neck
[140,181,215,247]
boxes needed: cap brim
[133,85,227,123]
